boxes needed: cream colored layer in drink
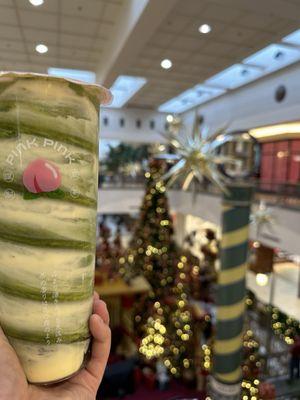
[10,337,90,383]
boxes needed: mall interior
[0,0,300,399]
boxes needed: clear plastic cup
[0,72,110,384]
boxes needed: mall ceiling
[0,0,126,73]
[0,0,300,110]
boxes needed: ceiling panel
[219,26,257,45]
[62,15,98,35]
[162,14,191,34]
[20,10,57,29]
[0,0,125,74]
[0,6,17,24]
[102,2,121,21]
[202,3,242,23]
[0,24,22,40]
[0,39,24,52]
[59,32,95,49]
[174,0,207,18]
[23,28,58,45]
[237,13,279,30]
[149,32,174,47]
[60,0,107,19]
[0,50,27,62]
[171,35,205,52]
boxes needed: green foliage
[103,143,149,174]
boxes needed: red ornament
[23,158,61,193]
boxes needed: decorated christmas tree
[120,159,199,377]
[96,219,124,282]
[241,329,261,399]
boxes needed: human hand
[0,292,111,400]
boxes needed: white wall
[100,107,166,143]
[100,63,300,145]
[181,62,300,136]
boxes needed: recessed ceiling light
[198,24,211,34]
[35,43,48,54]
[161,59,172,69]
[29,0,44,6]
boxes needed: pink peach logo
[23,158,61,193]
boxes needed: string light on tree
[120,159,199,377]
[241,330,261,399]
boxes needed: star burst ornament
[251,200,276,237]
[157,115,239,193]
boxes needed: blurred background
[2,0,300,398]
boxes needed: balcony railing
[99,174,300,210]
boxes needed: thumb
[0,324,10,346]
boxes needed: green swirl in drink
[0,72,110,384]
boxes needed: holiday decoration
[120,159,199,377]
[250,201,276,238]
[269,305,299,344]
[247,290,300,344]
[95,220,124,283]
[241,329,261,399]
[158,117,237,192]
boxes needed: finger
[85,314,111,383]
[93,299,109,325]
[93,291,99,301]
[0,325,11,347]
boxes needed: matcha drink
[0,72,110,384]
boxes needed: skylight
[158,84,225,113]
[48,68,96,84]
[282,29,300,46]
[243,43,300,74]
[106,75,147,108]
[205,64,262,90]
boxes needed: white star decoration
[251,201,276,237]
[157,116,239,193]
